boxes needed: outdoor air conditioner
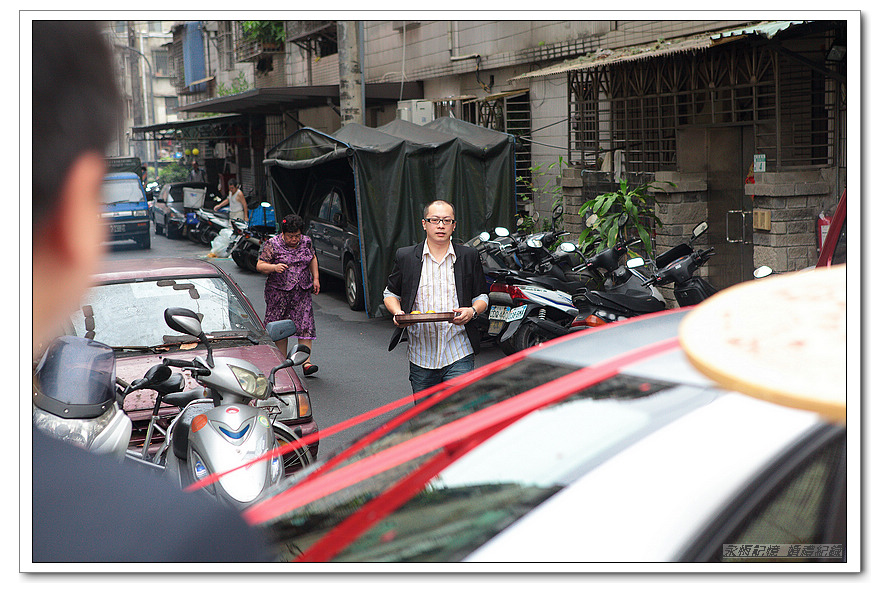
[397,100,434,125]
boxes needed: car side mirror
[333,212,345,226]
[266,319,298,344]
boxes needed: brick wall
[748,170,838,272]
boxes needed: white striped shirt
[406,242,473,369]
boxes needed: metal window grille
[568,31,845,173]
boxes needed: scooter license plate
[488,319,506,336]
[506,305,527,322]
[489,305,511,320]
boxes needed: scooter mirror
[692,221,708,238]
[618,213,629,227]
[559,242,577,253]
[144,364,172,385]
[585,214,599,228]
[479,232,491,242]
[495,227,510,237]
[261,202,271,208]
[627,257,646,269]
[164,307,203,338]
[291,344,311,366]
[753,265,774,279]
[526,237,543,249]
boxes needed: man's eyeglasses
[424,217,455,226]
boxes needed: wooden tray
[396,312,456,324]
[679,264,847,424]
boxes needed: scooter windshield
[34,336,116,413]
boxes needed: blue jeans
[409,354,475,395]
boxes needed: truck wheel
[344,260,365,311]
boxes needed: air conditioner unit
[397,100,434,125]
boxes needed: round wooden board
[679,264,847,424]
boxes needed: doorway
[706,125,755,290]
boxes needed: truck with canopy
[263,117,517,318]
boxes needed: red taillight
[490,283,527,301]
[571,314,607,328]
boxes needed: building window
[164,95,179,113]
[218,21,236,71]
[148,21,163,34]
[152,49,169,77]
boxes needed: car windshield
[69,276,263,349]
[266,371,718,561]
[101,179,144,204]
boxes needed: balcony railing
[235,38,285,63]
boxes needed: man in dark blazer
[384,200,488,394]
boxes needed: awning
[176,81,424,115]
[510,21,809,81]
[132,113,244,135]
[463,89,529,104]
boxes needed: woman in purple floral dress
[256,215,320,375]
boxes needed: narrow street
[103,227,506,458]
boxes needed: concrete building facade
[124,18,850,291]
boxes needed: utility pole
[337,21,364,126]
[127,22,145,159]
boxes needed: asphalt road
[103,227,506,459]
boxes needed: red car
[817,190,847,267]
[67,257,318,472]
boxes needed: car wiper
[158,331,261,347]
[112,344,174,354]
[207,331,261,345]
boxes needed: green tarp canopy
[264,117,517,317]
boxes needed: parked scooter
[125,308,312,508]
[518,222,715,346]
[33,336,134,460]
[492,220,644,354]
[231,202,277,273]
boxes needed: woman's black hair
[280,215,304,234]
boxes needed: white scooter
[127,307,311,508]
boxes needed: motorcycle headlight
[33,404,115,450]
[230,365,269,398]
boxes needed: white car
[251,305,848,565]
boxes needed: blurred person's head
[32,21,121,354]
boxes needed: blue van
[101,172,151,249]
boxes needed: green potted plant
[577,178,670,257]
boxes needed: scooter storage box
[183,187,206,209]
[249,205,276,229]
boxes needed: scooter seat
[591,290,665,314]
